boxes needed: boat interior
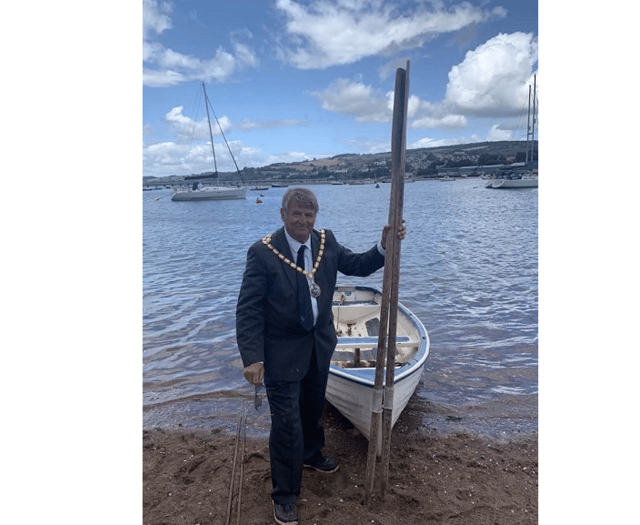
[331,296,421,369]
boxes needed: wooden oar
[364,61,410,504]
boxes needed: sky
[143,0,538,178]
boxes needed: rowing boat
[327,285,430,450]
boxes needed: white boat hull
[490,176,538,188]
[327,286,429,454]
[171,186,247,201]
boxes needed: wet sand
[143,403,537,524]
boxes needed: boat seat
[336,335,411,346]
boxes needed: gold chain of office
[262,230,326,297]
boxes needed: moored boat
[171,83,247,202]
[486,76,538,189]
[490,172,538,188]
[327,285,429,452]
[171,185,247,201]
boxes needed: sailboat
[486,76,538,189]
[171,84,248,202]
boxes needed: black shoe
[273,501,298,525]
[303,454,339,473]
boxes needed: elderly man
[236,187,403,525]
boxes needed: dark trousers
[265,343,328,504]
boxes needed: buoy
[255,198,263,203]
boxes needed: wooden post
[379,61,410,499]
[363,61,410,504]
[363,258,391,502]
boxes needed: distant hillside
[280,140,533,168]
[143,140,536,184]
[408,140,533,158]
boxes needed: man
[236,187,404,525]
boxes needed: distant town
[143,140,538,190]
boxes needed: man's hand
[381,220,406,250]
[243,362,265,386]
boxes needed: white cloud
[145,106,314,176]
[164,106,232,142]
[231,29,259,67]
[313,77,469,130]
[143,138,263,176]
[486,124,514,141]
[343,138,390,155]
[379,58,412,81]
[411,114,467,129]
[143,68,186,87]
[234,42,259,68]
[409,134,482,150]
[198,48,239,83]
[265,151,311,165]
[143,0,172,39]
[312,30,538,134]
[143,0,258,87]
[312,78,391,122]
[239,118,306,130]
[445,32,538,116]
[143,141,191,176]
[275,0,505,69]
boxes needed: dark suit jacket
[236,227,385,381]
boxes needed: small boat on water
[486,76,538,190]
[485,170,538,189]
[172,83,247,202]
[327,285,429,450]
[172,185,247,201]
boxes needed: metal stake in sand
[364,61,409,504]
[226,403,247,525]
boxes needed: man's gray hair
[281,187,319,215]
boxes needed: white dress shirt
[284,229,319,324]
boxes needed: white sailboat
[171,184,247,201]
[486,76,538,189]
[488,169,538,189]
[171,84,247,202]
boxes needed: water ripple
[143,181,537,434]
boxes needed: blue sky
[143,0,538,178]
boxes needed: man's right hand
[243,362,265,386]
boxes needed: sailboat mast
[527,75,536,169]
[531,75,537,168]
[526,75,537,169]
[527,84,532,167]
[202,83,218,177]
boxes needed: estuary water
[143,179,538,438]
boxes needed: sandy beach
[143,403,537,524]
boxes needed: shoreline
[144,403,537,524]
[143,389,538,442]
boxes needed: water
[143,180,537,438]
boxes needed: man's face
[281,201,317,243]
